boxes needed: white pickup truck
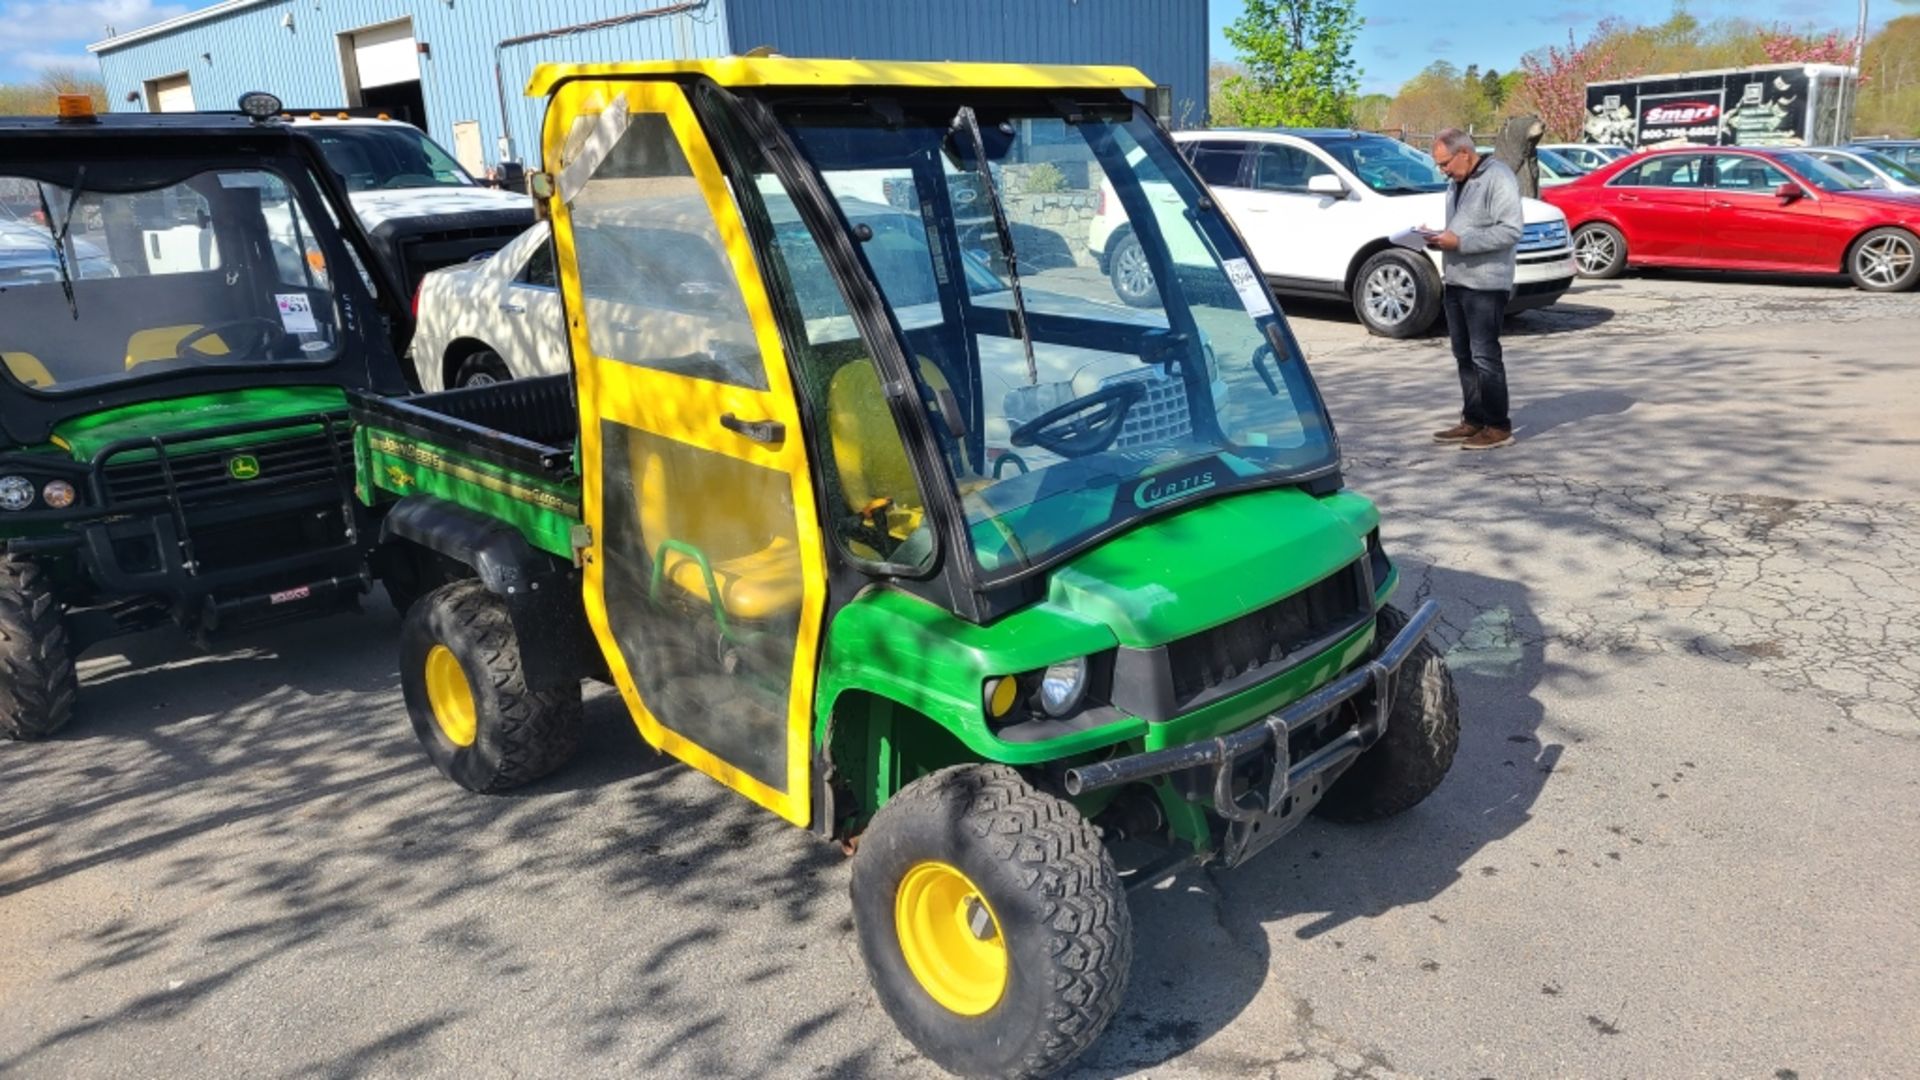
[1091,129,1577,337]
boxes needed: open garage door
[342,19,426,127]
[146,73,194,113]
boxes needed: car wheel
[451,349,512,388]
[1571,223,1627,279]
[1353,249,1441,338]
[1846,227,1919,293]
[1106,232,1158,308]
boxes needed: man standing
[1427,128,1523,450]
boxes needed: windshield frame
[1305,134,1450,195]
[1773,150,1869,192]
[721,85,1343,612]
[0,134,408,447]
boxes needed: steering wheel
[174,317,283,363]
[381,173,441,189]
[1008,381,1146,458]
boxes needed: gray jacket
[1442,157,1523,291]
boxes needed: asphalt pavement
[2,271,1917,1079]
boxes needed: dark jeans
[1442,285,1510,430]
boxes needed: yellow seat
[634,438,804,622]
[126,325,226,369]
[2,352,54,388]
[657,535,803,622]
[827,357,942,542]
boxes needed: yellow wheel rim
[894,861,1008,1016]
[423,644,478,748]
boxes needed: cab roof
[525,57,1153,97]
[0,112,296,140]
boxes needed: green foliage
[1216,0,1363,127]
[1020,163,1068,195]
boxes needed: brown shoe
[1460,427,1514,450]
[1433,422,1482,442]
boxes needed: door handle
[1617,194,1640,202]
[720,412,786,446]
[1708,199,1733,208]
[498,303,526,314]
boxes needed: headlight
[41,479,76,509]
[0,475,34,511]
[1038,657,1089,717]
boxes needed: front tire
[1106,232,1158,308]
[0,557,77,740]
[1847,227,1919,293]
[1315,604,1460,823]
[1353,249,1441,337]
[1572,222,1627,279]
[400,580,582,792]
[851,764,1132,1078]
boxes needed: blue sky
[0,0,1903,88]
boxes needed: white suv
[1090,129,1577,337]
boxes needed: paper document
[1389,227,1438,251]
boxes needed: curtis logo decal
[226,454,260,480]
[1134,470,1216,510]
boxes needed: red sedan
[1543,146,1920,292]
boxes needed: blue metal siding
[92,0,1207,171]
[94,0,734,169]
[728,0,1208,123]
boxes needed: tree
[1216,0,1364,127]
[0,67,108,117]
[1856,15,1920,136]
[1517,21,1631,140]
[1482,69,1506,109]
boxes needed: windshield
[1309,136,1448,194]
[0,166,343,393]
[1776,150,1870,192]
[307,125,474,192]
[774,99,1338,580]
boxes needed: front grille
[1518,220,1570,253]
[1103,367,1194,448]
[100,425,352,506]
[1165,560,1372,709]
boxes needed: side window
[1188,144,1248,188]
[746,174,936,573]
[1711,155,1789,192]
[568,110,767,389]
[1616,155,1706,188]
[1254,145,1333,193]
[516,237,556,288]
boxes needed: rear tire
[400,580,581,792]
[852,764,1132,1078]
[1106,232,1158,308]
[1353,249,1441,337]
[0,557,77,740]
[1846,227,1919,293]
[1571,222,1627,279]
[451,348,512,388]
[1315,604,1459,823]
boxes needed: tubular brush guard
[1063,600,1440,866]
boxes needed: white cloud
[10,49,97,71]
[0,1,189,47]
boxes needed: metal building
[89,0,1207,172]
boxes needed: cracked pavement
[3,272,1918,1079]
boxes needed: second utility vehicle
[354,59,1459,1078]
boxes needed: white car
[1092,130,1576,337]
[1544,143,1631,171]
[1802,147,1920,195]
[408,220,563,389]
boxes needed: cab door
[545,78,827,826]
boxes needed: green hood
[1045,486,1377,647]
[50,386,348,461]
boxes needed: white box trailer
[1583,63,1857,150]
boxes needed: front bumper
[1064,599,1438,867]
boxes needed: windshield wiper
[951,106,1041,386]
[34,173,86,321]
